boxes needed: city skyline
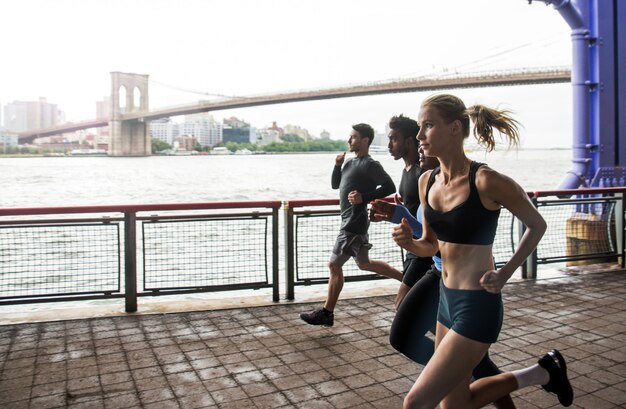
[1,0,574,148]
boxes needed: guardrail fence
[0,188,623,311]
[0,202,280,311]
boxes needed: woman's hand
[479,270,505,294]
[392,218,414,249]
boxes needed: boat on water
[70,149,107,156]
[235,148,252,155]
[161,149,194,156]
[211,147,231,155]
[368,145,389,155]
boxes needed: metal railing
[0,188,624,310]
[284,188,626,296]
[525,188,625,278]
[283,199,406,300]
[0,202,281,311]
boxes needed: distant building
[372,126,388,148]
[3,97,65,132]
[181,113,223,147]
[150,118,180,145]
[0,128,18,148]
[222,116,252,144]
[95,96,110,148]
[268,121,284,137]
[223,127,251,144]
[249,127,258,144]
[223,116,249,128]
[174,135,197,151]
[320,129,330,139]
[283,124,311,140]
[256,128,281,146]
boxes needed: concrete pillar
[109,72,151,156]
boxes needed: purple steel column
[616,1,626,170]
[539,0,594,189]
[537,0,625,187]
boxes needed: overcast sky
[1,0,574,147]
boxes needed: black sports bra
[423,161,500,245]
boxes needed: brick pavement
[0,270,624,409]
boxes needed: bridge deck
[0,267,624,408]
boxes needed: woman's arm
[392,171,439,257]
[478,168,547,292]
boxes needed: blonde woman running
[392,94,573,409]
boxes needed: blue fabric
[391,204,422,237]
[432,255,442,271]
[391,203,441,270]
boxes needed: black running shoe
[300,308,334,326]
[538,349,574,407]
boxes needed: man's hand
[370,199,396,222]
[348,190,363,205]
[335,152,346,166]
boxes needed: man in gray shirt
[300,123,402,326]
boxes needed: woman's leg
[390,269,440,365]
[403,323,486,409]
[396,257,433,308]
[473,353,517,409]
[404,323,518,409]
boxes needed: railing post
[124,211,138,312]
[618,192,625,268]
[523,195,539,279]
[284,201,295,300]
[272,207,280,302]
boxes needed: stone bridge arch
[109,72,150,156]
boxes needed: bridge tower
[109,72,151,156]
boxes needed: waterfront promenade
[0,267,624,409]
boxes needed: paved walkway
[0,270,625,409]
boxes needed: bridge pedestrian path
[0,268,624,409]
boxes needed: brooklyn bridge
[16,66,570,153]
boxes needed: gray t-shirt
[331,155,395,234]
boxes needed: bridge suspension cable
[148,78,236,99]
[397,38,565,79]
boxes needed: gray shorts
[329,230,372,267]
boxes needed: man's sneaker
[538,349,573,407]
[300,308,334,326]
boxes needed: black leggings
[389,264,503,379]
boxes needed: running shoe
[538,349,574,407]
[299,308,334,326]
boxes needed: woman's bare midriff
[438,241,495,290]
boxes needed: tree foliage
[262,139,347,152]
[151,139,172,153]
[280,134,304,143]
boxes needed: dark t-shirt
[399,162,427,260]
[399,162,423,217]
[332,155,395,234]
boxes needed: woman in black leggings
[373,148,516,409]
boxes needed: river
[1,149,573,208]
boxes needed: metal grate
[294,212,404,283]
[493,209,517,267]
[536,199,617,263]
[142,216,271,292]
[0,222,121,300]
